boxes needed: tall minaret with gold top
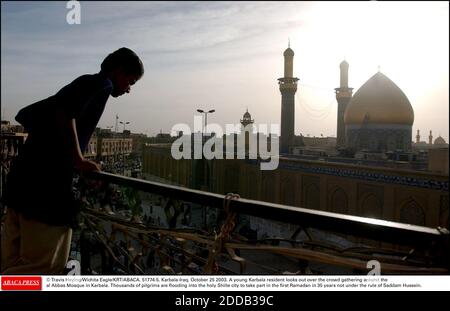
[335,60,353,148]
[278,42,299,154]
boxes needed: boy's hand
[75,159,101,173]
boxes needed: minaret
[278,43,299,154]
[416,129,420,143]
[240,108,254,130]
[335,60,353,148]
[429,130,433,145]
[240,109,255,156]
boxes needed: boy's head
[101,47,144,97]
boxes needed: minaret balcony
[278,77,299,84]
[278,78,299,92]
[335,87,353,98]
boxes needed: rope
[298,82,335,92]
[292,82,336,120]
[203,193,240,274]
[297,95,335,120]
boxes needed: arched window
[387,134,396,151]
[247,172,257,199]
[400,199,425,226]
[330,188,348,214]
[304,183,320,210]
[397,135,404,150]
[361,194,382,219]
[368,135,378,152]
[281,179,295,206]
[262,176,275,202]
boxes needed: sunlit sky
[1,1,448,141]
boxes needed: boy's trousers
[1,207,72,275]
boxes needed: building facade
[142,143,448,229]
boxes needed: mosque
[277,44,418,158]
[142,45,449,229]
[227,43,440,164]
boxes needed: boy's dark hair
[101,47,144,77]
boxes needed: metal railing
[0,134,25,202]
[72,171,450,275]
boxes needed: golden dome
[344,72,414,125]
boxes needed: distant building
[129,133,147,155]
[145,132,178,144]
[156,132,171,139]
[84,131,97,159]
[413,131,448,148]
[428,147,449,175]
[83,128,133,162]
[434,135,448,147]
[302,136,336,149]
[1,120,25,134]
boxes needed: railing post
[80,230,91,275]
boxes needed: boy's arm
[55,107,100,172]
[68,118,101,172]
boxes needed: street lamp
[196,109,215,193]
[197,109,215,135]
[120,121,130,175]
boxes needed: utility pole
[115,114,119,133]
[120,121,130,176]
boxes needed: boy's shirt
[5,73,113,227]
[16,73,113,152]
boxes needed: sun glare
[283,2,448,137]
[291,2,448,93]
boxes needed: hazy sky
[1,1,449,141]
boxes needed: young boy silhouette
[1,47,144,274]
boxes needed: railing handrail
[0,133,26,139]
[88,171,449,247]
